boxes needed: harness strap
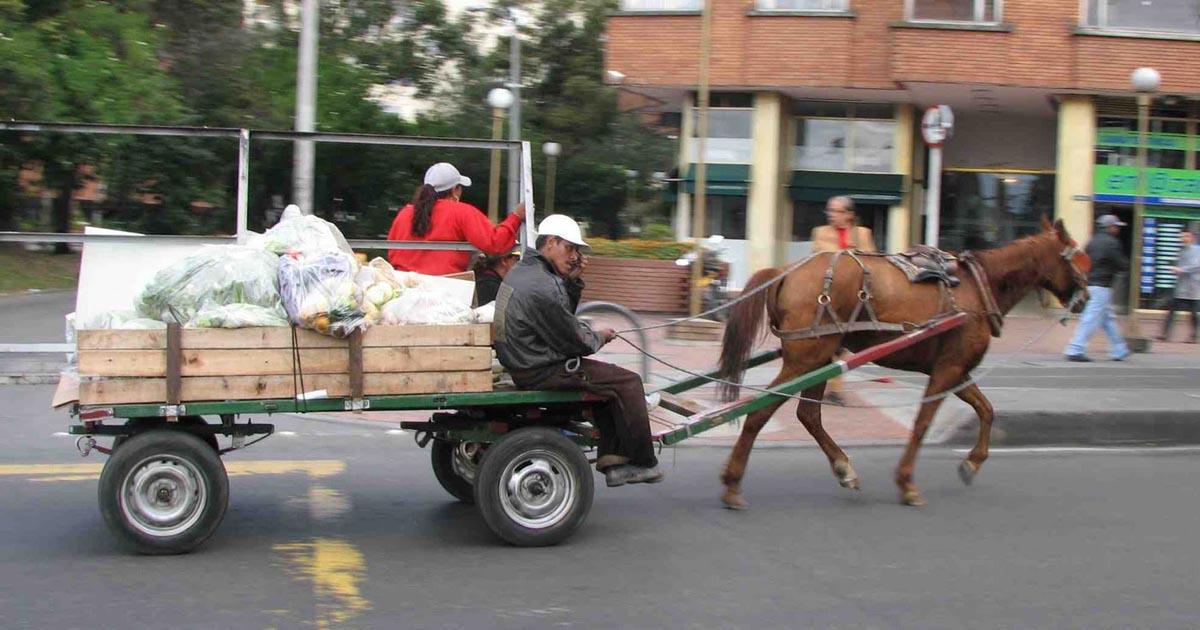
[960,252,1004,337]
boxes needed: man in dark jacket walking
[495,214,663,487]
[1065,214,1132,362]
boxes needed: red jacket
[386,199,522,275]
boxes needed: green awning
[788,171,904,204]
[682,164,750,196]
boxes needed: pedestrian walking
[1158,229,1200,343]
[1065,214,1131,362]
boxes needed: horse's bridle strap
[960,251,1004,338]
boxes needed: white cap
[424,162,472,193]
[537,214,590,251]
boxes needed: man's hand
[512,203,527,222]
[600,328,618,345]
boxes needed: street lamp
[1127,66,1161,350]
[487,87,514,222]
[471,7,524,214]
[542,142,561,215]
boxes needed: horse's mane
[972,230,1057,303]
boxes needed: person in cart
[494,214,664,488]
[387,162,526,275]
[472,247,521,305]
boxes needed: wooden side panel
[78,347,493,377]
[76,324,492,351]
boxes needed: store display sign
[1096,130,1191,151]
[1142,217,1190,297]
[1094,165,1200,206]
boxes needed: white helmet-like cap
[423,162,472,193]
[537,214,590,251]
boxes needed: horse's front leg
[794,382,859,490]
[953,382,994,486]
[896,366,967,506]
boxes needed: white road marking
[953,445,1200,455]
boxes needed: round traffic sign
[921,105,955,146]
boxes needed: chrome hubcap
[498,449,576,530]
[451,442,482,485]
[120,455,207,538]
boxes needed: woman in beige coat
[810,195,875,404]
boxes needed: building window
[704,196,747,240]
[690,108,754,164]
[938,171,1055,252]
[906,0,1000,23]
[1085,0,1200,34]
[618,0,703,11]
[1094,115,1194,170]
[793,105,897,173]
[755,0,847,10]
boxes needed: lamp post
[543,142,561,215]
[1127,66,1161,349]
[471,7,523,214]
[690,0,714,317]
[486,87,514,222]
[293,0,319,214]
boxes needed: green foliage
[586,238,691,261]
[641,223,674,240]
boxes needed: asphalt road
[3,384,1199,629]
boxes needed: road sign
[921,105,955,147]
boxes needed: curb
[0,374,60,385]
[943,411,1200,447]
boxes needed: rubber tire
[98,429,229,555]
[113,416,219,453]
[473,427,593,547]
[431,440,476,504]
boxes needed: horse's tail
[717,266,784,401]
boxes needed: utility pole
[294,0,319,215]
[507,18,521,215]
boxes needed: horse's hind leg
[719,366,801,510]
[954,383,994,486]
[896,365,967,506]
[794,382,859,490]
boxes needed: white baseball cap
[424,162,472,193]
[537,214,590,251]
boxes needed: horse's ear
[1053,218,1071,243]
[1040,214,1054,232]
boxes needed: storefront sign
[1141,217,1190,299]
[1093,165,1200,207]
[1096,130,1191,151]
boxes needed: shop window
[755,0,847,10]
[1095,117,1192,169]
[618,0,703,11]
[906,0,1000,23]
[703,196,747,240]
[690,108,753,164]
[1085,0,1200,35]
[938,172,1055,252]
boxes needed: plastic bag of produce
[135,246,282,325]
[188,303,289,329]
[249,204,352,256]
[278,251,367,337]
[77,309,169,330]
[381,288,471,325]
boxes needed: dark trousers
[1161,298,1199,341]
[512,359,658,468]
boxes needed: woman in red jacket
[387,162,526,275]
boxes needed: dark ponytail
[410,184,456,237]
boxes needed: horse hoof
[901,489,926,507]
[958,460,978,486]
[833,461,861,491]
[722,491,748,510]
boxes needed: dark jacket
[474,270,503,306]
[494,250,603,384]
[1085,231,1129,288]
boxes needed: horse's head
[1039,216,1090,314]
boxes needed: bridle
[1058,244,1090,313]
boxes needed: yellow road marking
[274,538,371,629]
[0,460,346,482]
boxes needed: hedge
[586,238,693,261]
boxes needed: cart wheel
[431,440,483,504]
[98,429,229,555]
[474,427,593,547]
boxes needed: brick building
[605,0,1200,307]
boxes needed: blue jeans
[1065,285,1130,359]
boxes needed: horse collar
[960,251,1004,338]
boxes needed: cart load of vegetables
[134,246,284,327]
[278,251,368,337]
[247,204,353,257]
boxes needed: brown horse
[716,218,1090,508]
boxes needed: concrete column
[675,97,694,241]
[1055,95,1096,243]
[909,111,926,250]
[747,91,783,272]
[774,105,794,266]
[889,104,916,252]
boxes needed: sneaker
[604,464,665,487]
[1065,354,1093,363]
[1112,353,1131,362]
